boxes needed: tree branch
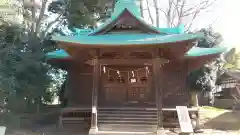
[30,0,36,35]
[153,0,160,27]
[40,13,63,40]
[183,0,217,17]
[166,0,174,27]
[182,1,208,15]
[35,0,48,35]
[146,0,154,24]
[140,0,144,17]
[177,0,186,26]
[147,3,168,19]
[185,10,199,32]
[170,0,180,27]
[40,0,71,40]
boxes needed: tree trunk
[153,0,160,27]
[139,0,144,17]
[190,91,199,107]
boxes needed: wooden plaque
[0,126,6,135]
[176,106,193,133]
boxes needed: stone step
[61,117,85,121]
[98,108,158,132]
[97,131,156,135]
[98,117,157,120]
[98,113,157,117]
[98,124,157,132]
[98,107,157,111]
[98,110,156,114]
[97,132,156,135]
[98,120,157,124]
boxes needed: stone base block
[89,126,98,135]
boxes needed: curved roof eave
[46,46,226,60]
[52,33,203,46]
[185,47,227,57]
[46,49,71,59]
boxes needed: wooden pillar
[153,57,165,135]
[89,58,100,135]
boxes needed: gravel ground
[6,128,240,135]
[6,107,240,135]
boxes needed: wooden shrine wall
[65,61,190,107]
[161,62,190,107]
[66,63,93,107]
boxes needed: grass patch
[201,106,226,112]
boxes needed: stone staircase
[98,107,157,132]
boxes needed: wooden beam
[85,58,169,66]
[79,73,92,76]
[152,48,165,134]
[153,57,164,131]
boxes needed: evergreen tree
[48,0,112,29]
[187,28,223,106]
[0,24,52,114]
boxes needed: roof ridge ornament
[112,0,141,18]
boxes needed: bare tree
[6,0,70,42]
[142,0,217,31]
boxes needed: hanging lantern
[103,66,106,73]
[145,66,149,76]
[107,70,114,83]
[140,76,147,84]
[117,70,125,83]
[145,66,149,72]
[117,70,120,77]
[117,76,125,84]
[132,71,135,77]
[129,71,137,83]
[140,66,148,84]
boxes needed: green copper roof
[47,0,226,65]
[186,47,226,57]
[73,25,184,36]
[157,24,184,34]
[46,50,70,59]
[73,28,92,35]
[112,0,141,18]
[46,47,226,59]
[52,33,203,46]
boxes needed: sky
[213,0,240,49]
[140,0,239,50]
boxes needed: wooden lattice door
[127,84,150,103]
[102,67,152,105]
[103,72,128,104]
[126,69,151,104]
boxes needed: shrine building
[46,0,225,134]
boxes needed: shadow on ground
[202,111,240,130]
[6,125,89,135]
